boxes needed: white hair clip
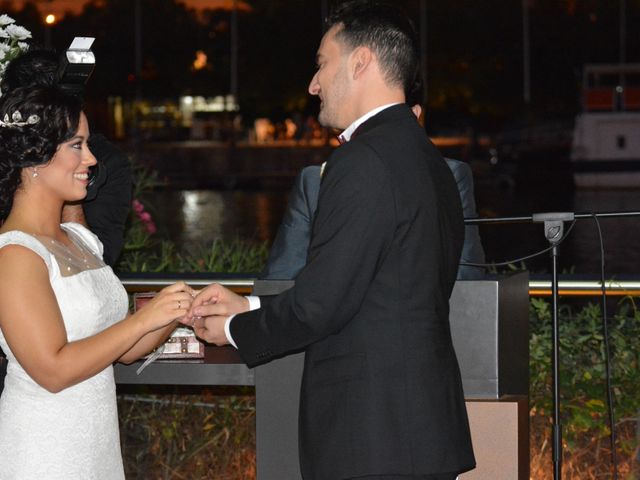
[0,110,40,128]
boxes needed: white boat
[571,63,640,188]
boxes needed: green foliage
[487,261,528,275]
[116,162,268,274]
[177,239,269,273]
[131,161,166,200]
[117,237,268,273]
[118,387,256,479]
[529,297,640,477]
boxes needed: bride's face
[35,112,97,202]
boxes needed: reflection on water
[478,186,640,275]
[145,188,289,249]
[567,189,640,275]
[145,183,640,275]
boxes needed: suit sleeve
[231,145,394,367]
[447,160,486,280]
[83,135,133,266]
[260,166,321,280]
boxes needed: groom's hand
[190,283,249,318]
[179,284,250,346]
[191,315,228,346]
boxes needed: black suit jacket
[84,134,133,266]
[231,105,475,479]
[261,159,485,281]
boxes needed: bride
[0,85,194,478]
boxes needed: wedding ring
[177,300,182,310]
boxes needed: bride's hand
[134,281,196,332]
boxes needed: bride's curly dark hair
[0,85,82,219]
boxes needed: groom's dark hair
[326,1,419,96]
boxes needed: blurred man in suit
[186,2,475,478]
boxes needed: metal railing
[529,279,640,296]
[119,275,640,297]
[120,275,256,294]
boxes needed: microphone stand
[464,210,640,226]
[465,209,640,480]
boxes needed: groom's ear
[351,46,373,80]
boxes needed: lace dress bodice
[0,223,129,479]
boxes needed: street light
[44,14,56,49]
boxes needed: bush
[529,297,640,479]
[118,386,256,480]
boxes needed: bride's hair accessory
[0,110,40,128]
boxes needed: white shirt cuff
[246,295,261,310]
[224,296,261,348]
[224,315,238,348]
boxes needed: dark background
[5,0,640,133]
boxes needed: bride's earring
[32,167,38,178]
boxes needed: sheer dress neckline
[29,225,106,277]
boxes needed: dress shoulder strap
[0,230,55,272]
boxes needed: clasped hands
[179,284,250,346]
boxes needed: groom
[186,1,475,478]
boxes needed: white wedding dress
[0,223,128,479]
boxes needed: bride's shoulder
[0,229,42,249]
[0,230,52,268]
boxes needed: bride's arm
[117,318,178,365]
[0,246,192,393]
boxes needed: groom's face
[308,25,352,130]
